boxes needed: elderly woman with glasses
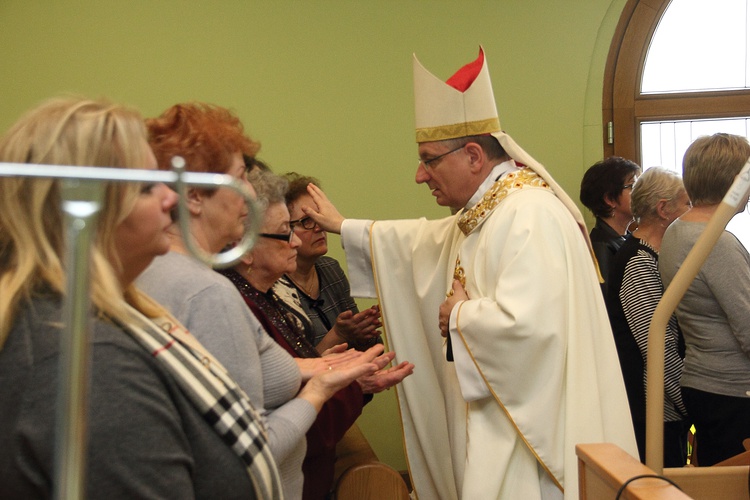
[276,173,382,354]
[219,168,413,499]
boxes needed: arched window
[605,0,750,244]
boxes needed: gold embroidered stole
[457,168,551,236]
[450,169,551,290]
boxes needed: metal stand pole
[53,180,103,500]
[646,159,750,472]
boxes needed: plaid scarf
[120,304,283,499]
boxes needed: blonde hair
[0,97,160,346]
[630,167,686,222]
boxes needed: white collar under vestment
[465,159,519,209]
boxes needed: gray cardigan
[138,251,317,499]
[0,296,256,499]
[660,219,750,398]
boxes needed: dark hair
[244,154,271,174]
[579,156,641,218]
[444,134,507,161]
[283,172,321,207]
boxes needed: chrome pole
[0,159,260,268]
[53,180,103,499]
[645,159,750,472]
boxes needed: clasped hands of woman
[320,304,382,352]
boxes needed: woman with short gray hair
[606,166,692,467]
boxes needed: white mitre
[414,48,500,142]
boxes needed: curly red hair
[146,102,260,174]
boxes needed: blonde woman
[0,98,377,499]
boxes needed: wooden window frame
[603,0,750,161]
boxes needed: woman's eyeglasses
[290,216,317,231]
[259,228,294,243]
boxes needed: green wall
[0,0,626,471]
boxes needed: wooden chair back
[334,462,410,500]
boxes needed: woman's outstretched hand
[297,344,383,412]
[335,305,382,342]
[296,344,366,381]
[356,350,414,394]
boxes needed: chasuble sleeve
[367,216,466,500]
[340,218,376,298]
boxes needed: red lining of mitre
[445,48,484,92]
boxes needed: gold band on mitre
[415,117,501,143]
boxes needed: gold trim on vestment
[446,255,466,297]
[454,302,564,493]
[416,117,501,143]
[457,169,550,236]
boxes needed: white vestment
[342,171,637,500]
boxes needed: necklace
[288,269,319,298]
[632,225,662,253]
[219,269,318,358]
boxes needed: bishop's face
[415,141,475,210]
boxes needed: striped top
[607,236,687,423]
